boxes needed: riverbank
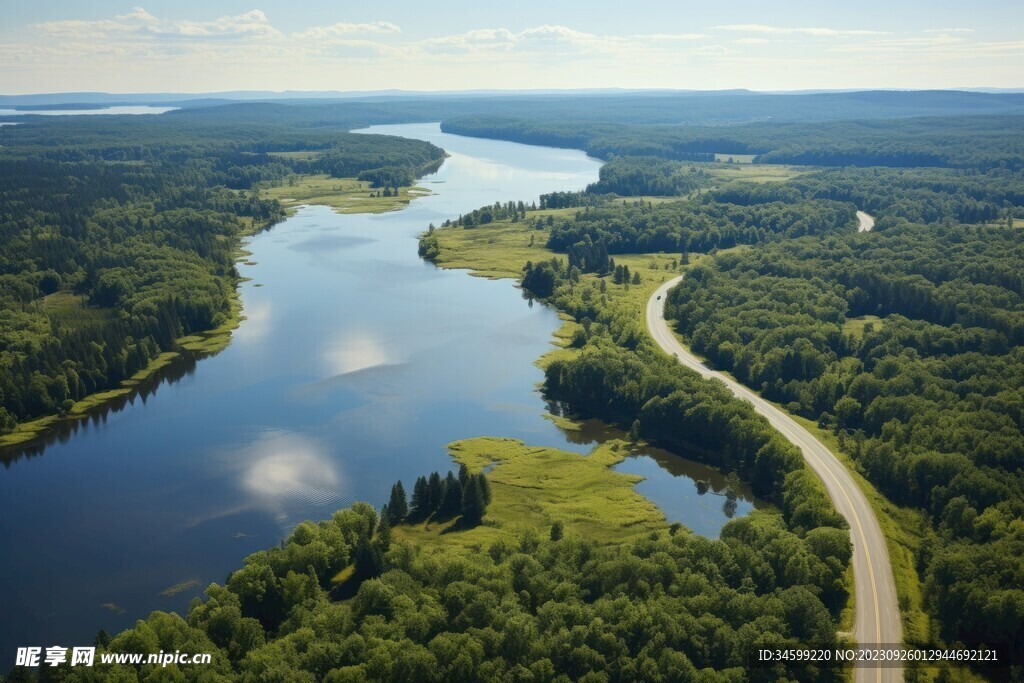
[260,173,433,215]
[0,174,429,452]
[0,245,254,450]
[420,203,776,509]
[0,122,616,662]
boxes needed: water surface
[0,123,756,663]
[0,106,177,116]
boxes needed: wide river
[0,123,758,663]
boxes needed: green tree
[440,471,462,519]
[460,475,487,527]
[411,476,429,520]
[388,481,408,522]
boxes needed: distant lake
[0,123,761,665]
[0,106,177,116]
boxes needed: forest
[13,492,853,682]
[441,114,1024,170]
[585,157,713,197]
[663,223,1024,661]
[3,93,1023,679]
[441,138,1024,671]
[0,116,444,435]
[543,198,856,254]
[14,424,854,683]
[712,167,1024,226]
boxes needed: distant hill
[1,89,1023,124]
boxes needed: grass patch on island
[261,174,429,215]
[393,436,668,555]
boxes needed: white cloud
[6,8,1018,93]
[691,44,732,56]
[826,33,973,54]
[420,25,602,55]
[713,23,889,36]
[38,7,283,40]
[974,41,1024,53]
[417,24,713,58]
[640,33,710,41]
[294,21,401,40]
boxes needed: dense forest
[461,141,1023,671]
[712,167,1024,226]
[16,404,854,683]
[5,88,1012,128]
[664,224,1024,661]
[585,157,713,197]
[0,116,444,435]
[4,93,1023,679]
[543,198,856,254]
[19,489,854,682]
[441,114,1024,170]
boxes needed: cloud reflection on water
[324,330,393,376]
[233,298,272,344]
[239,431,344,519]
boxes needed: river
[0,106,177,116]
[0,123,758,663]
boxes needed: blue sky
[1,1,1021,94]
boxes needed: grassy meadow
[261,174,430,215]
[392,437,669,557]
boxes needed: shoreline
[0,173,434,453]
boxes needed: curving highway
[647,278,902,683]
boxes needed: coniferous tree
[388,481,408,522]
[353,535,383,581]
[411,476,429,520]
[477,473,492,504]
[375,514,392,554]
[427,471,443,515]
[440,471,462,519]
[460,475,487,527]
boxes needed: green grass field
[43,291,114,331]
[842,314,884,339]
[261,174,430,215]
[706,162,806,184]
[394,436,668,555]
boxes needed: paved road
[647,279,902,682]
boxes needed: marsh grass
[262,174,430,215]
[394,437,668,554]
